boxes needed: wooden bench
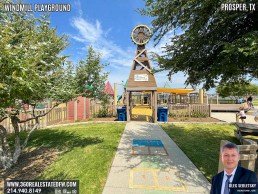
[218,140,257,173]
[210,104,249,112]
[234,123,258,144]
[232,124,258,176]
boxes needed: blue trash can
[117,106,127,121]
[157,107,168,122]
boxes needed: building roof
[105,81,114,96]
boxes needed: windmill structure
[125,24,158,122]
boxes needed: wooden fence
[1,103,211,133]
[78,104,211,118]
[168,104,211,117]
[90,104,117,117]
[0,107,67,133]
[210,104,245,112]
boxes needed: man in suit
[210,142,257,194]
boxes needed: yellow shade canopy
[157,88,194,94]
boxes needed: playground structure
[115,24,257,122]
[116,25,201,122]
[116,86,204,106]
[125,24,158,122]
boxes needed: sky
[17,0,190,95]
[17,0,257,96]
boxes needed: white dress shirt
[221,167,237,194]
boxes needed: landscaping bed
[60,116,222,123]
[168,116,221,122]
[90,117,117,121]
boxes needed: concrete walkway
[211,112,258,124]
[103,122,210,194]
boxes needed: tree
[76,46,110,118]
[75,46,108,100]
[97,94,111,117]
[141,0,258,89]
[0,7,108,169]
[0,6,72,169]
[217,82,258,99]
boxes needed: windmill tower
[126,24,157,122]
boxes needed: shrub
[169,109,188,117]
[97,108,109,117]
[191,111,208,118]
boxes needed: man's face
[221,148,240,171]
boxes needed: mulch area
[168,117,222,122]
[0,147,60,192]
[56,117,117,124]
[91,116,222,122]
[90,117,117,121]
[57,116,221,123]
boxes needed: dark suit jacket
[210,166,257,194]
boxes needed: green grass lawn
[161,123,239,182]
[4,122,241,191]
[253,99,258,106]
[8,123,125,194]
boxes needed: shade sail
[157,88,194,94]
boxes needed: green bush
[97,108,109,117]
[169,109,208,118]
[191,111,208,118]
[169,109,188,117]
[169,112,177,117]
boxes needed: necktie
[224,174,232,194]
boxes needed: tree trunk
[22,117,39,149]
[0,125,13,169]
[10,116,21,164]
[1,106,56,170]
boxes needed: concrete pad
[112,154,144,168]
[129,168,187,191]
[211,112,258,124]
[104,166,130,188]
[132,146,150,155]
[149,147,167,156]
[103,122,211,194]
[103,187,208,194]
[130,169,156,188]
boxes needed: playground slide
[117,95,123,104]
[117,95,122,101]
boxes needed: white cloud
[71,18,102,43]
[109,58,133,68]
[104,28,112,38]
[70,10,188,89]
[72,35,86,43]
[70,16,135,68]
